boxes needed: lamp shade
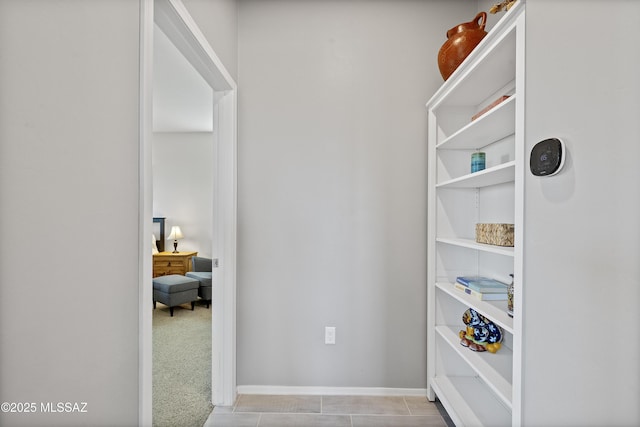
[167,226,184,240]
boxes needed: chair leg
[153,300,156,309]
[191,301,195,311]
[206,300,210,309]
[170,307,174,317]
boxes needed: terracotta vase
[437,12,487,81]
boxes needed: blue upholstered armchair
[186,257,212,308]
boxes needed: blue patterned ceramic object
[462,308,503,344]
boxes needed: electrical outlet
[325,327,336,345]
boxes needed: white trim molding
[139,0,238,417]
[237,386,428,397]
[138,1,154,425]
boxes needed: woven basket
[475,223,514,247]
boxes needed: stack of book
[455,276,508,301]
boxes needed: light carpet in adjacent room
[153,301,213,427]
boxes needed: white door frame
[139,0,237,424]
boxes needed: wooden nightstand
[153,251,198,277]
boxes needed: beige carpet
[153,300,213,427]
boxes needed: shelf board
[427,2,522,109]
[437,161,515,189]
[436,282,514,333]
[436,326,513,409]
[436,237,515,257]
[437,95,516,150]
[431,375,511,427]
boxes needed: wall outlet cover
[325,327,336,345]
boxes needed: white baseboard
[236,385,428,397]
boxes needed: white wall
[0,1,140,425]
[237,0,474,389]
[153,132,214,258]
[523,1,640,425]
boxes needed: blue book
[456,276,508,293]
[454,283,508,300]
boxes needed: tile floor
[203,394,453,427]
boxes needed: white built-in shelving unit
[426,2,525,426]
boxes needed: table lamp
[167,226,184,253]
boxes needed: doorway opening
[139,0,237,424]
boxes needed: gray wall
[236,0,473,389]
[6,0,635,423]
[523,1,640,425]
[0,1,140,425]
[0,0,238,425]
